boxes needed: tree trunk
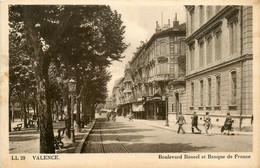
[63,90,71,139]
[55,101,59,122]
[11,102,15,122]
[82,96,87,125]
[23,102,28,128]
[20,100,23,121]
[27,102,30,118]
[76,98,81,132]
[33,102,36,116]
[60,103,63,120]
[51,101,54,121]
[9,105,12,132]
[91,103,96,121]
[38,78,55,153]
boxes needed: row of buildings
[111,5,253,129]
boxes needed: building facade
[184,6,253,129]
[113,15,186,120]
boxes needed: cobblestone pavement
[82,115,252,153]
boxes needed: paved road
[82,115,252,153]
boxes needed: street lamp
[68,78,76,143]
[165,94,169,126]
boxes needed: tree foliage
[9,5,127,153]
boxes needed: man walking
[191,112,201,134]
[176,112,186,134]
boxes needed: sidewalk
[9,119,96,153]
[117,116,252,136]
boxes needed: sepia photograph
[7,4,253,154]
[1,1,260,168]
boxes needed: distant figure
[191,112,201,134]
[112,112,116,121]
[176,113,186,134]
[221,112,233,135]
[251,114,253,125]
[128,113,134,121]
[204,112,212,135]
[107,112,110,121]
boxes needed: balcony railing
[154,74,170,81]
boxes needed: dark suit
[191,114,201,133]
[176,115,186,134]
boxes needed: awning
[115,108,118,113]
[132,103,144,112]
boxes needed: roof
[130,23,186,64]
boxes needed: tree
[9,5,127,153]
[9,17,36,128]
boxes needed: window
[207,6,213,20]
[180,41,185,53]
[208,78,211,106]
[158,63,167,74]
[199,6,204,26]
[191,83,194,106]
[199,41,204,67]
[229,21,238,56]
[231,71,237,104]
[216,6,221,12]
[215,30,222,61]
[200,80,204,106]
[206,36,212,64]
[174,44,179,54]
[189,43,195,70]
[160,42,167,55]
[190,9,194,34]
[216,76,221,105]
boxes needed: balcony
[154,74,170,81]
[123,89,132,94]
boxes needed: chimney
[168,19,170,27]
[173,13,179,29]
[155,21,161,33]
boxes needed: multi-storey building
[113,15,186,120]
[184,6,253,129]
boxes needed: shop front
[143,93,166,120]
[132,101,145,119]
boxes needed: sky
[107,4,186,96]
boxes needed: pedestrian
[176,112,186,134]
[204,112,212,135]
[112,112,116,121]
[221,112,233,135]
[128,113,134,121]
[107,112,110,121]
[191,111,201,134]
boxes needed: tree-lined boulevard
[9,5,127,153]
[8,5,253,154]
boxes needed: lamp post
[165,94,169,126]
[68,78,76,143]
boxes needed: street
[82,114,252,153]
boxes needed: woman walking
[204,112,212,135]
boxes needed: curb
[146,123,252,136]
[75,120,96,153]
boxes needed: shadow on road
[123,143,214,153]
[9,136,39,142]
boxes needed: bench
[13,123,23,131]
